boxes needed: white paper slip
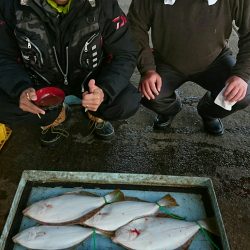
[214,87,236,111]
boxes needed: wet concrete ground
[0,1,249,249]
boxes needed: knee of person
[143,94,167,106]
[143,95,182,115]
[101,92,141,121]
[113,97,140,120]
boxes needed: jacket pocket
[79,32,103,70]
[15,33,44,69]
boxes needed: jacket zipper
[79,33,103,90]
[53,46,69,85]
[84,33,99,52]
[23,37,44,65]
[18,36,51,84]
[79,33,100,66]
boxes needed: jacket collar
[46,0,73,14]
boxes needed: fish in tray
[83,194,178,231]
[13,225,94,250]
[112,217,219,250]
[23,189,124,225]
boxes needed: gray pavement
[0,1,249,249]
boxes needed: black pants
[142,48,250,119]
[0,83,141,128]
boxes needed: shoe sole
[153,115,175,131]
[204,129,224,136]
[40,132,68,147]
[153,123,172,130]
[203,119,224,136]
[94,130,115,140]
[153,120,173,130]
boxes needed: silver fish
[13,225,93,250]
[113,217,218,250]
[23,190,124,225]
[84,194,178,231]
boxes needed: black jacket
[0,0,137,103]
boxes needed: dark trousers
[0,83,141,128]
[142,48,250,119]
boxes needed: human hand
[82,79,104,111]
[139,70,162,100]
[224,76,248,102]
[19,88,45,115]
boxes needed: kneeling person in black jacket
[0,0,141,146]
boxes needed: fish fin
[124,196,146,202]
[77,207,103,224]
[36,219,79,226]
[97,229,115,238]
[157,194,178,207]
[21,213,55,225]
[65,191,99,197]
[198,217,220,236]
[155,213,171,218]
[103,189,125,204]
[24,212,88,226]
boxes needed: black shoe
[201,116,224,136]
[153,114,175,130]
[40,124,69,147]
[94,121,114,140]
[40,105,70,147]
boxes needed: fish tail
[197,218,220,236]
[103,189,125,204]
[157,194,178,207]
[156,195,185,220]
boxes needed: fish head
[23,201,53,217]
[13,227,46,245]
[114,217,150,242]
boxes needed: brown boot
[87,112,114,139]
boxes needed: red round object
[34,87,65,108]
